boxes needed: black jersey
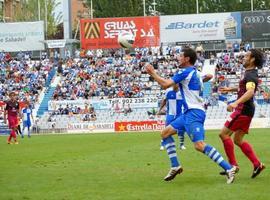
[236,69,258,117]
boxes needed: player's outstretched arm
[202,74,213,82]
[145,63,174,89]
[227,87,255,112]
[219,87,238,93]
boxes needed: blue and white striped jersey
[165,88,183,117]
[22,108,32,122]
[172,67,204,112]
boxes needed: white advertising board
[160,12,241,43]
[48,97,159,111]
[46,39,66,48]
[0,21,45,52]
[205,118,270,130]
[67,122,114,133]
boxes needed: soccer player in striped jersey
[158,73,213,151]
[4,92,20,144]
[158,84,186,151]
[22,101,34,138]
[146,47,237,184]
[219,49,265,178]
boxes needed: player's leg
[177,128,186,150]
[160,115,174,151]
[7,118,13,144]
[13,117,18,143]
[11,127,18,144]
[16,126,19,135]
[192,135,237,184]
[18,124,22,135]
[27,126,31,137]
[22,121,27,138]
[188,124,232,172]
[219,126,238,167]
[234,130,265,178]
[185,110,236,184]
[161,126,180,168]
[7,132,12,144]
[7,117,18,144]
[162,116,185,181]
[27,121,31,137]
[160,140,165,150]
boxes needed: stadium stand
[35,49,269,131]
[0,55,55,105]
[0,48,270,133]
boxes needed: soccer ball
[117,31,135,49]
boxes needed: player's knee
[233,138,242,146]
[160,130,167,139]
[219,133,223,139]
[161,127,175,139]
[219,133,228,141]
[194,142,204,152]
[219,131,229,140]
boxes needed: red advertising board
[115,121,165,132]
[80,16,160,49]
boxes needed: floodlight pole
[196,0,199,14]
[38,0,41,20]
[90,0,93,19]
[239,0,253,11]
[143,0,146,16]
[45,0,48,39]
[2,0,5,22]
[152,0,156,13]
[38,0,41,60]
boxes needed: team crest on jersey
[176,92,182,99]
[227,115,233,122]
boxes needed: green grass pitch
[0,129,269,200]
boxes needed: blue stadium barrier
[45,68,56,87]
[37,87,56,117]
[0,124,10,135]
[203,82,212,98]
[37,66,57,117]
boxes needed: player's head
[25,101,30,107]
[9,91,17,101]
[177,47,197,67]
[243,49,264,69]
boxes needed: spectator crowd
[1,45,270,115]
[0,51,54,104]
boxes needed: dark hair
[9,91,16,96]
[182,47,197,65]
[250,49,264,69]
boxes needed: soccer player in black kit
[219,49,265,178]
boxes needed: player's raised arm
[145,63,174,89]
